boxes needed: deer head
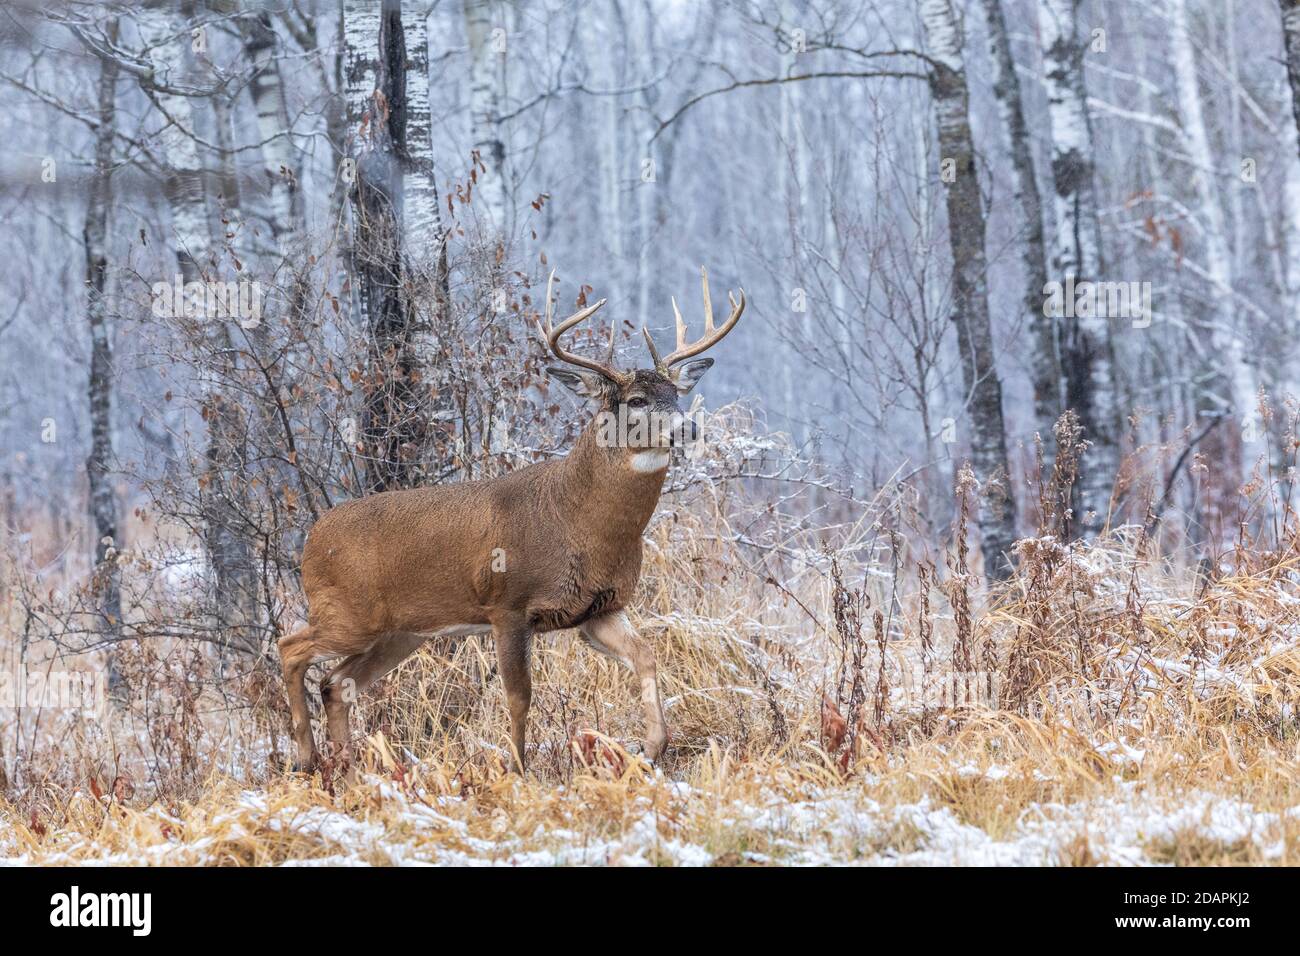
[540,266,746,456]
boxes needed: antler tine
[660,265,746,367]
[671,296,688,353]
[700,266,714,335]
[642,325,666,373]
[537,269,619,379]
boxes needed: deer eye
[626,396,648,409]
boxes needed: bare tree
[1036,0,1120,537]
[980,0,1060,444]
[464,0,508,234]
[239,8,303,244]
[1168,0,1251,541]
[140,0,258,650]
[346,0,436,492]
[920,0,1017,578]
[83,19,122,693]
[1282,1,1300,162]
[401,3,442,250]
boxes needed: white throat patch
[629,450,671,473]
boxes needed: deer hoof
[644,731,669,763]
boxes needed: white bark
[981,0,1061,442]
[344,0,382,136]
[1286,150,1300,361]
[1036,0,1119,536]
[142,3,259,649]
[402,5,443,251]
[1278,1,1300,395]
[599,2,626,310]
[631,0,655,332]
[343,0,384,330]
[1282,0,1300,163]
[464,0,507,234]
[85,23,122,694]
[139,3,210,279]
[1170,0,1248,418]
[242,11,302,244]
[921,0,1019,577]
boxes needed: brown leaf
[570,730,627,776]
[112,773,135,802]
[821,694,847,753]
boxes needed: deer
[280,266,745,774]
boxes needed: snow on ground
[2,771,1293,866]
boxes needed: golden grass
[4,457,1300,864]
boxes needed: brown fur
[280,380,678,773]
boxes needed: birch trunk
[464,0,507,235]
[84,23,123,696]
[240,9,303,244]
[141,2,258,649]
[1168,0,1250,541]
[1278,0,1300,430]
[981,0,1061,443]
[1037,0,1120,537]
[347,0,434,491]
[631,0,655,331]
[401,5,442,252]
[597,1,627,309]
[1282,1,1300,163]
[140,4,210,280]
[400,4,454,456]
[921,0,1018,579]
[343,0,383,332]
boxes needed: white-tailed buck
[281,267,745,772]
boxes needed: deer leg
[279,624,320,772]
[494,623,533,774]
[580,611,669,762]
[321,632,429,760]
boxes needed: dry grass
[4,436,1300,865]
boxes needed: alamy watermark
[151,274,264,329]
[1043,276,1152,328]
[593,406,707,456]
[0,667,106,718]
[50,886,151,936]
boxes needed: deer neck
[553,421,668,549]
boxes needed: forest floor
[3,507,1300,865]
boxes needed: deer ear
[546,366,607,399]
[673,357,714,395]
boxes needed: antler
[538,269,621,380]
[643,266,745,373]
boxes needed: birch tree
[140,1,257,648]
[401,4,442,252]
[920,0,1018,578]
[980,0,1060,443]
[597,1,628,309]
[1168,0,1251,537]
[240,8,303,244]
[1282,1,1300,160]
[1279,1,1300,400]
[400,3,454,451]
[84,21,122,694]
[139,4,211,283]
[345,0,435,491]
[1037,0,1119,537]
[464,0,508,235]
